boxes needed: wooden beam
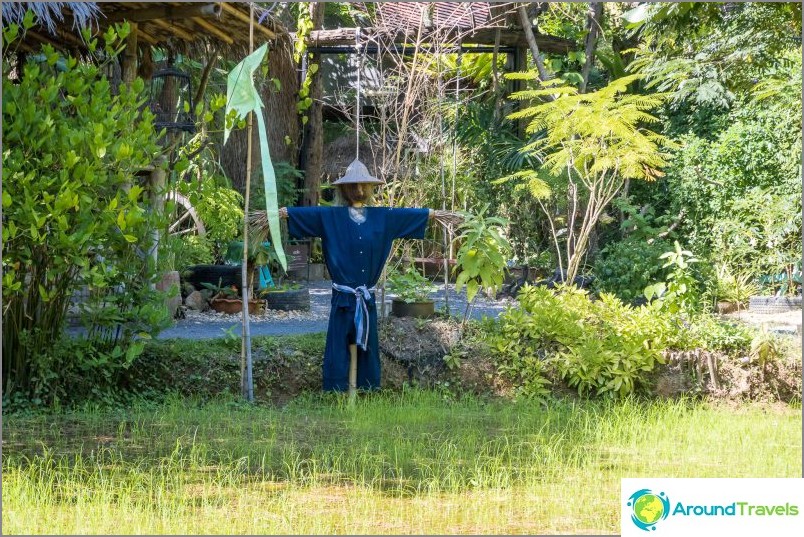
[306,27,574,54]
[192,16,234,44]
[150,18,195,42]
[220,3,276,39]
[54,27,87,48]
[133,27,159,46]
[26,30,61,48]
[105,3,221,23]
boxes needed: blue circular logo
[627,489,670,531]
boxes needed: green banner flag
[224,43,287,271]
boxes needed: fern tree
[504,73,674,282]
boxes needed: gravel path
[158,280,513,340]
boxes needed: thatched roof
[2,2,289,56]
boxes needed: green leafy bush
[486,285,672,399]
[2,28,168,399]
[177,176,243,262]
[386,265,436,303]
[664,98,802,294]
[644,241,702,315]
[593,237,673,303]
[453,206,511,302]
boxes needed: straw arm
[430,209,463,228]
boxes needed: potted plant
[386,266,437,318]
[260,281,310,311]
[202,280,264,315]
[257,248,311,312]
[714,264,759,314]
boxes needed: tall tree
[505,74,673,282]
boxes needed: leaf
[622,3,650,26]
[466,279,480,303]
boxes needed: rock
[184,290,209,312]
[157,271,182,318]
[181,282,196,298]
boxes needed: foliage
[626,2,801,113]
[201,281,239,299]
[505,74,674,282]
[386,265,436,303]
[2,25,168,397]
[683,315,755,356]
[593,237,672,303]
[487,285,671,399]
[643,241,701,315]
[713,264,760,307]
[663,98,801,294]
[249,161,304,210]
[292,2,317,125]
[163,234,215,270]
[176,175,243,262]
[749,326,784,370]
[453,206,511,303]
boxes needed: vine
[293,2,317,125]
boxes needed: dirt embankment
[376,316,802,404]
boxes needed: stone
[184,290,209,312]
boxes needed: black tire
[182,264,242,291]
[263,288,311,311]
[748,296,802,314]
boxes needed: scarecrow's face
[339,183,372,206]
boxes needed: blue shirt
[287,206,429,290]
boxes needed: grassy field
[2,391,801,534]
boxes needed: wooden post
[148,157,167,280]
[241,3,255,403]
[348,344,358,406]
[301,2,325,207]
[121,22,138,86]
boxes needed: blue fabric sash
[332,283,375,351]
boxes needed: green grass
[2,391,801,534]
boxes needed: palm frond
[2,2,101,34]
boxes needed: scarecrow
[259,159,461,393]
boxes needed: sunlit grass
[3,391,801,534]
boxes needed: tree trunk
[301,2,325,207]
[579,2,604,94]
[517,3,552,84]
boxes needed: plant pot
[263,287,310,311]
[209,297,263,315]
[716,301,739,314]
[391,298,435,319]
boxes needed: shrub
[2,29,167,398]
[176,175,243,262]
[486,285,672,399]
[593,237,673,303]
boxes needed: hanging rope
[452,41,462,213]
[355,27,361,161]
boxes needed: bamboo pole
[221,3,276,39]
[348,344,358,406]
[240,3,255,402]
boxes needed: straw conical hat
[331,159,384,185]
